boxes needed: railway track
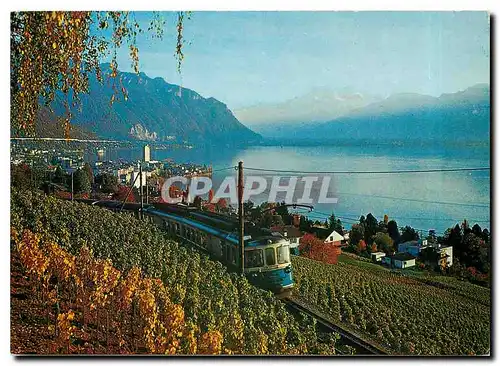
[282,297,389,355]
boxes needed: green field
[10,189,338,355]
[292,254,490,355]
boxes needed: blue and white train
[76,199,294,294]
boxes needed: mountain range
[43,64,261,145]
[31,66,489,146]
[234,88,381,126]
[241,84,490,143]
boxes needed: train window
[277,245,290,264]
[245,249,264,268]
[265,247,276,266]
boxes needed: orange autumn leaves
[299,233,340,265]
[12,228,223,354]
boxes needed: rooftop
[388,253,417,261]
[270,225,303,238]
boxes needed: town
[10,141,212,204]
[11,139,490,282]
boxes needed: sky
[106,11,490,110]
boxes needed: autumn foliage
[299,233,339,265]
[12,228,221,354]
[356,240,367,254]
[112,185,136,202]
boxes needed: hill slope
[10,189,338,355]
[34,106,98,139]
[234,88,380,127]
[292,254,490,355]
[48,64,261,145]
[256,84,490,143]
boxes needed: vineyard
[291,255,490,355]
[10,189,338,355]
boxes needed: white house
[371,252,386,262]
[437,246,453,268]
[143,144,151,162]
[382,253,416,269]
[398,239,429,257]
[324,230,344,246]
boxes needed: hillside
[10,106,97,139]
[253,84,490,143]
[292,254,490,355]
[234,88,380,127]
[47,64,261,145]
[34,106,98,139]
[10,189,338,355]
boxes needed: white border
[2,1,497,365]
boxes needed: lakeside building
[398,239,429,257]
[398,239,453,268]
[143,144,151,162]
[371,252,386,262]
[324,230,344,246]
[382,253,416,269]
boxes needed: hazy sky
[107,11,490,109]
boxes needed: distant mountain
[259,84,490,143]
[234,88,380,129]
[33,106,97,140]
[46,64,260,145]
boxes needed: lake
[102,142,490,235]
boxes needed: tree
[11,11,187,137]
[471,224,482,237]
[275,202,293,226]
[349,224,365,252]
[299,215,313,233]
[53,165,66,185]
[83,162,94,184]
[444,224,463,253]
[11,163,32,189]
[113,185,136,202]
[73,168,91,194]
[400,226,419,243]
[328,213,343,235]
[420,246,438,266]
[427,229,437,244]
[387,220,400,243]
[299,233,339,265]
[299,233,316,257]
[463,233,486,271]
[364,213,378,244]
[373,232,394,254]
[95,173,118,193]
[356,240,367,254]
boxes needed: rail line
[281,297,389,355]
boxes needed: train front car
[244,237,294,295]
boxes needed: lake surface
[103,142,490,235]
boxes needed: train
[73,199,295,294]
